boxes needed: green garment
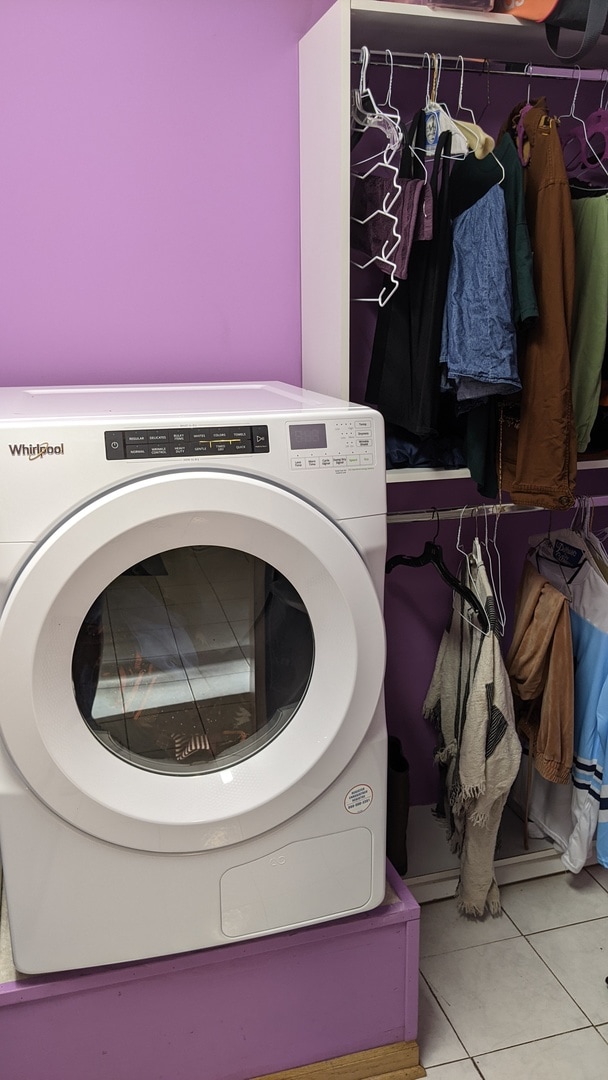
[570,195,608,453]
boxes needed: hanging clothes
[526,529,608,873]
[365,116,453,439]
[506,558,574,785]
[423,545,521,917]
[444,132,537,500]
[498,98,577,511]
[440,182,520,403]
[493,132,539,330]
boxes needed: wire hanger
[476,59,492,126]
[580,68,608,177]
[455,507,491,635]
[350,143,402,306]
[385,514,491,635]
[350,46,403,306]
[480,506,506,636]
[452,55,495,161]
[559,66,608,184]
[418,53,470,161]
[378,49,401,127]
[352,46,401,149]
[525,62,534,106]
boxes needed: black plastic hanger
[386,541,491,635]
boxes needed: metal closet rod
[387,494,608,525]
[351,50,607,81]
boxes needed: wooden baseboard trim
[252,1040,426,1079]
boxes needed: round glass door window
[72,547,315,774]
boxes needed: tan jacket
[506,559,574,784]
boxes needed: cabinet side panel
[299,0,351,400]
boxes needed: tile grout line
[524,925,605,1029]
[419,970,470,1067]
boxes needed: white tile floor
[418,867,608,1078]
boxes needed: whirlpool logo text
[8,442,65,461]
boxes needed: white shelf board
[386,467,472,483]
[351,1,608,67]
[578,457,608,471]
[385,456,608,484]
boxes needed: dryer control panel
[287,418,375,471]
[104,425,270,460]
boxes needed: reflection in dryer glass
[72,547,314,774]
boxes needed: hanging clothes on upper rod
[350,49,608,510]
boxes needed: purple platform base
[0,863,420,1080]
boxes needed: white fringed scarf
[423,550,522,917]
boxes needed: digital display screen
[289,423,327,451]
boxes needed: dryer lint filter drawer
[220,829,372,937]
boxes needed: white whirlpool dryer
[0,382,388,974]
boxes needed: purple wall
[3,1,606,804]
[0,0,331,387]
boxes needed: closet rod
[387,495,608,526]
[351,50,606,82]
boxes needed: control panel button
[252,426,270,453]
[105,432,125,459]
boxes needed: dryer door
[0,470,385,852]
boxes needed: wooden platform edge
[252,1040,426,1080]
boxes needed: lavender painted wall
[3,0,606,807]
[0,0,331,387]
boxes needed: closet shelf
[387,467,471,484]
[385,458,608,484]
[351,1,608,66]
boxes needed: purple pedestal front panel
[0,864,419,1080]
